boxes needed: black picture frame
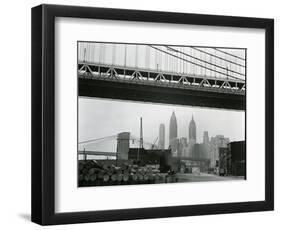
[31,4,274,225]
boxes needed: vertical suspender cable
[98,43,101,64]
[88,43,91,63]
[99,44,103,64]
[224,52,227,79]
[135,45,138,68]
[92,43,95,63]
[85,43,87,63]
[174,49,177,73]
[191,50,194,75]
[88,43,90,62]
[78,42,80,61]
[164,47,167,72]
[83,47,86,63]
[112,43,116,65]
[159,48,162,71]
[103,44,106,65]
[185,47,188,74]
[210,51,213,77]
[145,45,150,70]
[124,44,127,67]
[214,49,217,78]
[204,52,206,77]
[111,44,116,65]
[181,47,184,74]
[155,47,158,71]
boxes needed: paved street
[176,173,245,182]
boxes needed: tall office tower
[178,137,188,157]
[202,131,211,159]
[203,131,209,144]
[169,111,178,154]
[158,123,165,150]
[189,115,196,142]
[209,135,230,168]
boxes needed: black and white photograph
[29,3,274,226]
[78,42,246,187]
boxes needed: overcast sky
[78,97,245,152]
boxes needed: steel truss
[78,62,246,95]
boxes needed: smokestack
[140,117,143,149]
[137,117,144,161]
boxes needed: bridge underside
[78,62,245,110]
[79,77,245,110]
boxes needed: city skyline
[79,97,245,153]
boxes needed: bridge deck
[78,62,245,96]
[78,62,246,110]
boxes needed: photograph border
[31,4,274,225]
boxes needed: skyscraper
[210,135,230,168]
[169,111,178,155]
[169,111,177,143]
[202,131,210,159]
[189,115,196,142]
[178,137,188,157]
[203,131,209,144]
[158,123,165,150]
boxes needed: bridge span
[78,43,246,110]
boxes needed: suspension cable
[150,45,244,81]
